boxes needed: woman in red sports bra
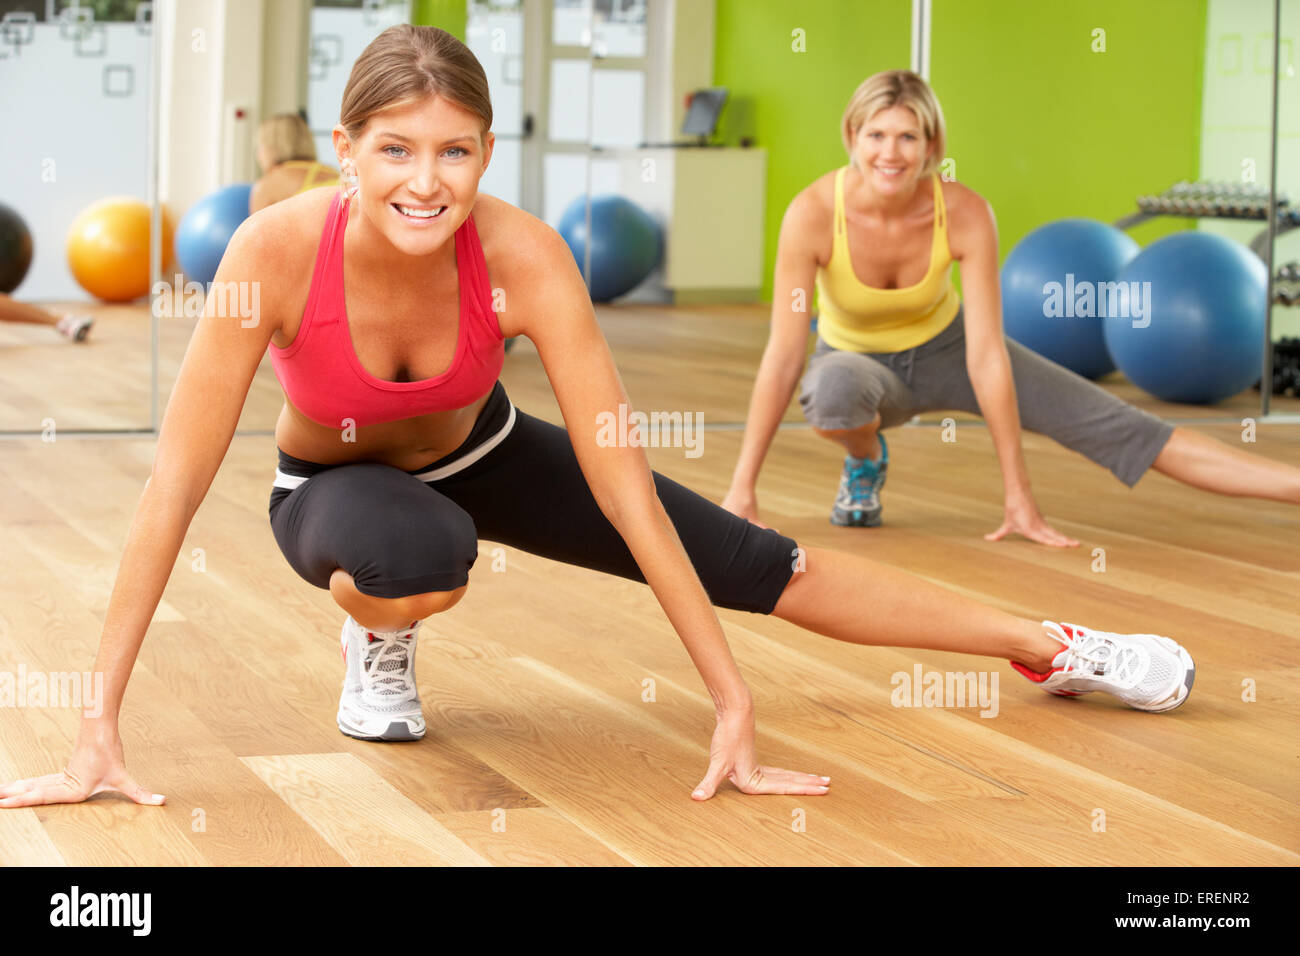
[0,28,1199,814]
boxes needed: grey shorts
[798,307,1175,487]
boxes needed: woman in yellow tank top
[723,70,1300,544]
[249,113,341,215]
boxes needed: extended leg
[918,328,1174,488]
[0,292,58,326]
[1151,426,1300,504]
[772,545,1195,711]
[435,407,1193,711]
[772,545,1061,671]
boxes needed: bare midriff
[273,392,492,472]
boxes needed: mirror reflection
[0,0,154,432]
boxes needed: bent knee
[811,414,881,438]
[409,584,468,616]
[801,360,898,430]
[331,569,471,616]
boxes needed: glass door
[466,0,526,209]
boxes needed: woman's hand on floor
[985,495,1079,548]
[721,486,772,530]
[692,705,830,800]
[0,730,165,809]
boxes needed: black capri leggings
[268,381,800,615]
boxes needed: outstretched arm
[956,195,1078,548]
[722,194,819,526]
[506,219,828,801]
[0,217,283,808]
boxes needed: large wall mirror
[1266,0,1298,419]
[0,0,155,434]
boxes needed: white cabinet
[598,146,767,301]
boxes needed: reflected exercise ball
[558,195,662,302]
[66,197,173,302]
[175,183,254,284]
[1103,231,1266,405]
[0,203,34,294]
[1001,218,1140,380]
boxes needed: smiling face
[334,94,494,258]
[852,104,932,196]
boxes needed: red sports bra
[268,191,505,428]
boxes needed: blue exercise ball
[1103,231,1266,405]
[1001,218,1139,380]
[175,183,253,284]
[557,195,662,302]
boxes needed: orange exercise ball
[66,197,174,302]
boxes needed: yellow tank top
[279,160,340,195]
[815,167,961,353]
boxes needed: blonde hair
[841,70,946,180]
[339,24,492,147]
[257,113,318,168]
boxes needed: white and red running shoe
[1010,621,1195,713]
[55,314,94,342]
[337,616,426,741]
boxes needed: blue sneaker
[830,435,888,527]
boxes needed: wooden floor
[0,302,1297,865]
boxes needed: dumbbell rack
[1262,261,1300,397]
[1275,260,1300,307]
[1117,184,1300,401]
[1114,180,1299,260]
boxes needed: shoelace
[1059,625,1142,686]
[362,629,418,699]
[841,460,882,501]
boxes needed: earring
[340,160,359,200]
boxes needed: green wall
[931,0,1206,275]
[412,0,467,39]
[713,0,912,300]
[715,0,1208,301]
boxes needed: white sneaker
[337,616,426,740]
[1011,621,1195,713]
[55,314,94,342]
